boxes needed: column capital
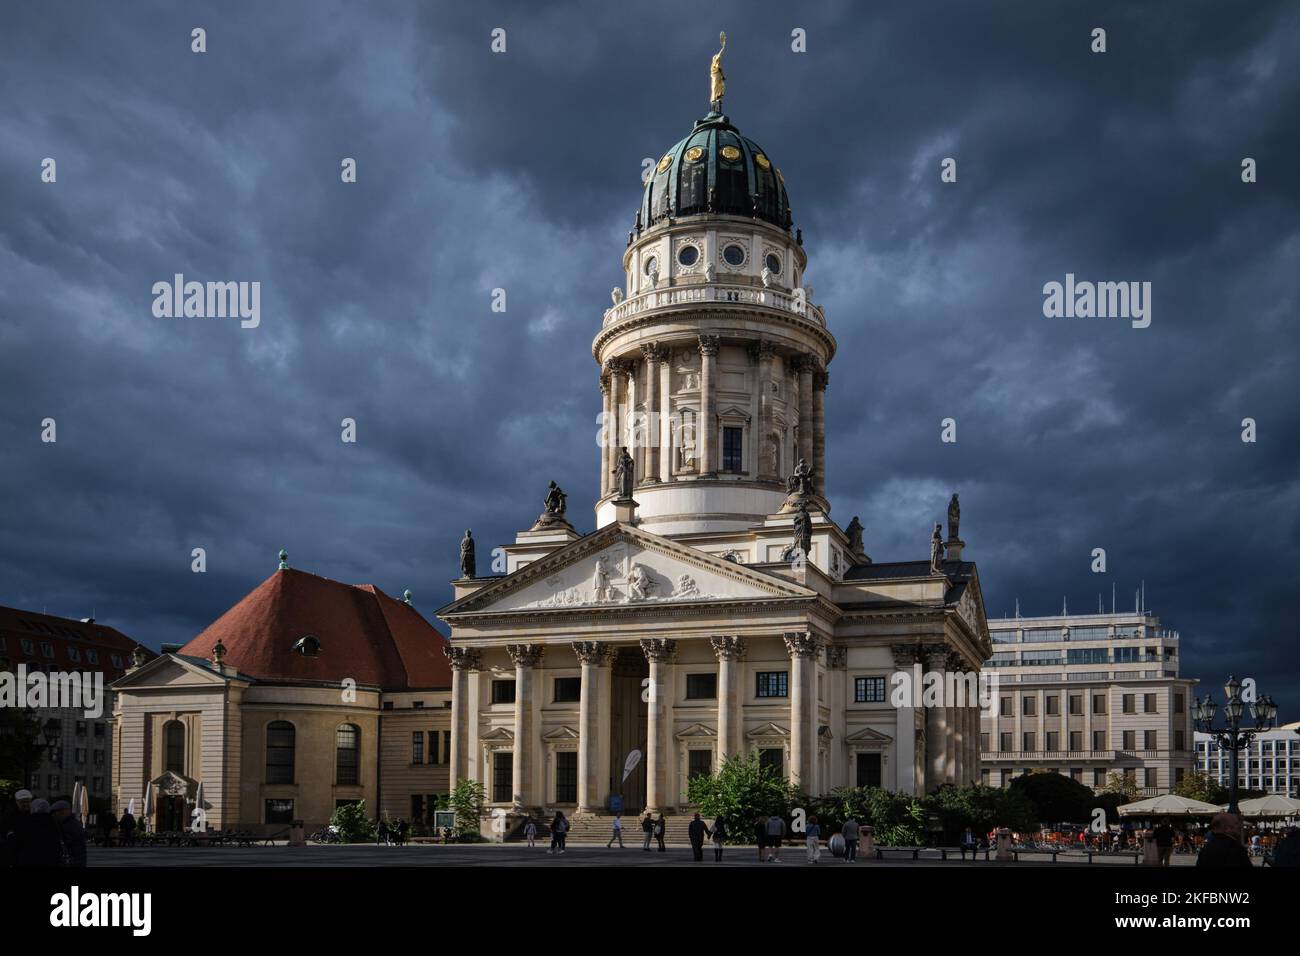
[640,637,678,663]
[827,645,847,669]
[599,371,611,394]
[640,342,665,363]
[445,646,481,671]
[709,635,747,661]
[507,643,545,668]
[890,643,921,667]
[606,357,632,376]
[945,650,967,673]
[571,640,615,665]
[814,368,829,391]
[783,631,821,659]
[697,334,720,356]
[919,642,950,669]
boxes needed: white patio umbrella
[78,782,90,821]
[192,781,205,831]
[71,781,83,819]
[1229,795,1300,818]
[142,781,154,831]
[126,797,135,816]
[1117,794,1221,817]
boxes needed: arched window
[164,721,185,773]
[266,721,296,784]
[335,724,360,786]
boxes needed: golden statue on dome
[710,32,726,109]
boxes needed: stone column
[784,632,820,788]
[922,644,949,789]
[947,651,964,786]
[599,367,612,498]
[658,353,673,481]
[754,341,777,480]
[890,644,920,793]
[795,355,815,469]
[609,358,629,483]
[698,335,719,477]
[445,646,481,789]
[572,641,610,814]
[710,636,746,762]
[640,638,677,813]
[506,643,543,809]
[813,366,828,497]
[640,344,662,484]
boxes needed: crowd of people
[1,788,89,867]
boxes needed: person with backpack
[654,813,666,852]
[524,817,538,848]
[641,812,654,851]
[842,816,861,863]
[765,813,786,862]
[709,816,727,861]
[548,811,568,854]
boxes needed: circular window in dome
[720,145,741,162]
[722,244,746,267]
[643,256,658,276]
[685,146,704,163]
[755,153,771,169]
[678,245,699,267]
[656,154,673,173]
[765,253,782,275]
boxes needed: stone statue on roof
[544,480,567,517]
[459,529,476,579]
[846,516,864,555]
[930,523,945,574]
[947,493,960,541]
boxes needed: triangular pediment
[541,725,579,740]
[111,653,240,690]
[480,726,514,741]
[745,722,789,739]
[674,722,717,740]
[439,523,816,619]
[845,726,893,743]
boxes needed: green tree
[329,800,375,843]
[1173,770,1226,804]
[448,778,486,838]
[1009,770,1096,824]
[810,786,928,846]
[926,783,1037,839]
[1099,770,1139,802]
[687,752,798,841]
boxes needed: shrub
[448,778,486,838]
[687,752,799,842]
[329,800,375,843]
[1009,770,1096,825]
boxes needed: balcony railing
[602,282,826,328]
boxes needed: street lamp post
[1192,677,1278,815]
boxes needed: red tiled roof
[0,605,152,681]
[180,568,451,690]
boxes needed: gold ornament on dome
[755,153,771,169]
[710,32,726,107]
[685,146,704,163]
[776,168,785,183]
[720,145,741,162]
[656,154,673,173]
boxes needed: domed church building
[437,46,992,833]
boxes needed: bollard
[289,820,305,847]
[860,825,875,861]
[996,827,1013,862]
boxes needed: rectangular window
[1093,730,1106,750]
[1123,730,1136,750]
[759,748,784,777]
[411,795,425,822]
[555,751,578,803]
[1143,730,1157,751]
[492,752,513,803]
[756,672,788,698]
[553,677,581,702]
[264,799,294,825]
[93,723,105,738]
[75,721,86,736]
[1046,731,1060,751]
[1122,694,1135,714]
[92,776,103,792]
[1023,732,1036,752]
[491,680,516,705]
[1174,693,1185,714]
[1143,693,1157,713]
[1000,697,1012,717]
[442,731,451,763]
[1069,695,1082,715]
[428,731,439,765]
[86,649,98,665]
[856,752,882,788]
[1067,648,1107,665]
[1070,731,1083,750]
[854,676,886,703]
[41,642,54,658]
[75,748,86,764]
[980,732,990,751]
[722,426,743,472]
[21,638,34,655]
[1022,696,1036,717]
[49,774,59,790]
[999,732,1012,752]
[688,749,712,780]
[1174,730,1185,751]
[412,731,424,765]
[685,673,718,700]
[1144,768,1157,788]
[1092,694,1107,715]
[1071,768,1083,783]
[93,751,104,766]
[1093,769,1106,786]
[1046,695,1059,716]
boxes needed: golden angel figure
[710,32,726,107]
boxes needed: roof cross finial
[278,548,289,570]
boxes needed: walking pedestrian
[548,811,568,854]
[51,801,87,867]
[765,813,786,862]
[688,812,707,861]
[654,813,666,852]
[641,812,654,851]
[524,818,537,847]
[805,815,822,863]
[119,808,136,847]
[960,826,977,861]
[606,814,625,848]
[709,816,727,861]
[842,816,860,863]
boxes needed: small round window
[765,253,782,275]
[678,245,699,267]
[722,244,746,267]
[643,256,658,276]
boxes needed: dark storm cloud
[1,1,1297,713]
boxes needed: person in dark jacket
[2,789,34,866]
[641,813,654,851]
[654,813,666,852]
[51,801,87,867]
[709,817,727,861]
[1271,827,1300,867]
[1197,813,1253,868]
[548,811,568,854]
[118,810,137,847]
[687,812,707,861]
[14,798,63,867]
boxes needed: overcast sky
[1,1,1297,715]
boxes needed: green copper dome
[638,111,792,233]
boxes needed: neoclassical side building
[437,62,992,828]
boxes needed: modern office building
[980,608,1197,794]
[1196,722,1300,797]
